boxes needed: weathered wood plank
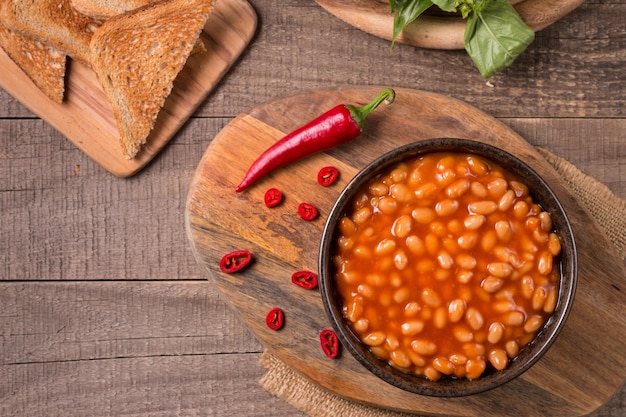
[0,354,307,417]
[1,1,624,120]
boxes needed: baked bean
[457,231,479,250]
[390,349,412,369]
[378,196,397,214]
[464,214,486,230]
[467,156,488,176]
[404,301,421,317]
[494,220,512,242]
[505,340,520,358]
[415,182,438,199]
[469,200,498,216]
[539,211,553,232]
[481,230,498,252]
[456,254,477,270]
[446,179,471,198]
[392,214,413,238]
[524,315,544,333]
[369,181,388,196]
[433,307,448,329]
[424,366,442,381]
[487,262,513,278]
[498,190,516,211]
[537,250,554,275]
[421,288,442,308]
[532,287,547,311]
[352,207,372,224]
[334,152,562,381]
[520,275,535,299]
[394,249,409,270]
[465,307,484,331]
[470,181,489,198]
[432,356,455,375]
[482,276,504,293]
[487,321,505,344]
[376,238,396,255]
[405,235,426,256]
[390,183,414,203]
[453,325,474,342]
[487,178,508,198]
[548,233,562,256]
[488,349,509,371]
[448,299,466,323]
[503,311,525,327]
[363,331,386,346]
[411,339,438,356]
[435,199,460,217]
[509,180,529,198]
[513,200,530,219]
[353,318,369,333]
[412,207,436,224]
[465,359,486,380]
[339,217,357,236]
[401,320,425,336]
[437,251,454,270]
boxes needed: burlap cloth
[259,148,626,417]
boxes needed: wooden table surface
[1,0,624,416]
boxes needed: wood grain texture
[0,0,256,177]
[314,0,585,49]
[185,87,626,416]
[1,0,624,415]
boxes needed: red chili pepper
[320,329,340,359]
[264,187,283,207]
[265,307,284,331]
[219,250,252,273]
[317,166,339,187]
[291,270,318,289]
[235,88,395,192]
[298,202,318,221]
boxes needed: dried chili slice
[265,307,284,331]
[320,329,340,359]
[298,202,318,221]
[219,250,252,273]
[291,270,318,290]
[317,166,339,187]
[264,188,283,208]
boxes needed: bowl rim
[318,138,578,397]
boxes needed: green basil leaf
[464,0,535,78]
[391,0,434,46]
[430,0,458,13]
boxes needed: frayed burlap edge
[259,148,626,417]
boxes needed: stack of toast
[0,0,216,159]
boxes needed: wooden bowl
[318,138,578,397]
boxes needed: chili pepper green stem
[347,88,396,131]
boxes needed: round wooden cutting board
[314,0,586,50]
[185,87,625,416]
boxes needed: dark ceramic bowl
[319,138,577,397]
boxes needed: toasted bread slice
[70,0,155,20]
[89,0,215,159]
[0,19,66,103]
[0,0,100,65]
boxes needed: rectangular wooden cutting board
[0,0,257,177]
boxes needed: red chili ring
[265,307,284,331]
[291,270,318,290]
[219,250,252,273]
[264,188,283,208]
[317,166,339,187]
[320,329,340,359]
[298,202,318,221]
